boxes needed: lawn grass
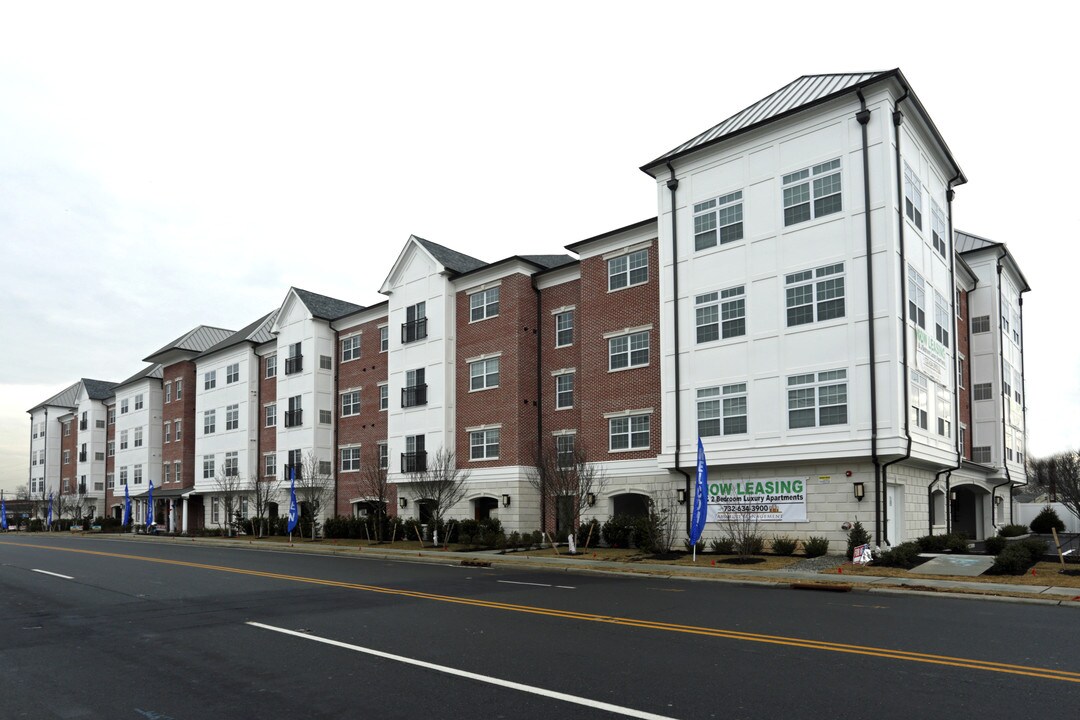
[822,561,1080,588]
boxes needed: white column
[182,497,189,534]
[169,499,176,533]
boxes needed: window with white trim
[377,442,388,470]
[119,467,128,486]
[609,414,650,451]
[204,371,216,390]
[693,190,743,250]
[108,408,116,424]
[320,355,332,370]
[470,428,500,460]
[119,430,129,450]
[226,363,239,384]
[120,399,129,414]
[211,497,220,524]
[266,355,277,378]
[176,379,183,399]
[555,310,574,347]
[203,455,215,479]
[696,286,745,342]
[697,383,748,437]
[133,465,143,485]
[379,384,388,411]
[224,451,238,477]
[341,391,361,417]
[470,288,500,321]
[134,394,144,410]
[972,315,991,333]
[175,420,182,440]
[911,371,929,430]
[936,385,951,437]
[907,267,926,328]
[204,409,216,434]
[379,326,389,352]
[607,249,648,291]
[934,291,950,347]
[164,382,172,403]
[555,373,574,409]
[341,335,361,362]
[786,264,845,326]
[469,358,500,390]
[226,404,239,431]
[264,453,276,478]
[787,370,847,428]
[340,447,361,472]
[972,446,992,463]
[134,427,143,447]
[164,422,172,443]
[783,158,841,226]
[319,409,332,424]
[174,461,182,482]
[904,162,923,229]
[265,404,276,427]
[555,434,576,469]
[608,331,649,370]
[931,202,947,257]
[973,382,993,401]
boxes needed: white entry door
[886,484,904,546]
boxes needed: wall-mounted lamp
[994,495,1004,505]
[586,492,596,507]
[501,494,511,507]
[853,482,865,502]
[676,488,687,504]
[399,497,407,509]
[950,491,957,502]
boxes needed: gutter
[995,247,1012,526]
[531,274,546,534]
[1014,286,1030,522]
[665,162,693,530]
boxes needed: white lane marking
[32,569,74,580]
[555,585,576,590]
[497,580,551,587]
[247,622,678,720]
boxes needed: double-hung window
[936,386,951,437]
[931,202,947,257]
[470,428,500,460]
[783,159,841,226]
[341,391,361,417]
[971,315,991,333]
[786,264,845,327]
[609,414,650,451]
[164,422,171,443]
[469,357,500,391]
[340,447,361,472]
[787,370,847,428]
[119,430,129,450]
[555,372,574,409]
[378,384,388,411]
[120,399,129,414]
[911,372,929,430]
[470,288,500,321]
[908,267,926,328]
[226,404,239,430]
[934,291,950,347]
[608,330,649,370]
[697,383,748,437]
[264,453,276,478]
[696,286,745,342]
[226,364,239,384]
[265,403,276,427]
[224,451,238,477]
[555,310,574,347]
[205,371,216,390]
[341,334,361,362]
[175,420,182,440]
[904,163,923,229]
[165,382,172,403]
[379,326,389,352]
[176,379,183,399]
[693,190,743,250]
[973,382,993,401]
[134,394,144,410]
[607,249,648,291]
[134,427,143,447]
[377,442,388,470]
[266,355,277,378]
[203,455,215,479]
[204,410,216,434]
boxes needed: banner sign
[853,543,873,565]
[707,477,807,523]
[914,327,948,385]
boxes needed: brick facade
[258,353,277,480]
[161,361,196,487]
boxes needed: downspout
[879,88,913,548]
[531,274,546,534]
[332,348,339,519]
[665,162,693,531]
[1014,288,1030,523]
[855,91,883,546]
[995,248,1012,526]
[929,173,965,534]
[43,407,49,516]
[27,411,34,498]
[990,478,1010,531]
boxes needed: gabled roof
[143,325,236,362]
[83,379,117,400]
[200,311,278,357]
[641,69,965,185]
[293,288,364,321]
[28,378,117,413]
[519,254,576,270]
[414,237,487,275]
[955,230,1000,253]
[115,364,163,390]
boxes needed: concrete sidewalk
[100,533,1080,608]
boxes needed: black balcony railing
[78,452,87,462]
[401,384,428,408]
[285,355,304,375]
[401,318,428,344]
[78,483,87,495]
[284,409,303,427]
[401,451,427,474]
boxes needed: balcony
[401,451,427,474]
[401,318,428,344]
[285,355,304,375]
[78,452,87,462]
[78,483,87,495]
[284,409,303,428]
[401,384,428,408]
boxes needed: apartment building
[25,69,1030,549]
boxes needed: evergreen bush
[803,536,830,558]
[1030,506,1066,534]
[846,520,872,559]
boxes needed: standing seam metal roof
[199,310,279,356]
[144,325,236,361]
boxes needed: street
[2,535,1078,719]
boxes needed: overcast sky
[1,2,1076,494]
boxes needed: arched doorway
[473,497,498,520]
[611,493,651,518]
[952,485,988,539]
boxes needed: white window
[379,384,388,411]
[341,391,361,416]
[106,473,114,489]
[108,408,116,425]
[175,420,182,440]
[607,249,648,291]
[911,372,929,430]
[265,404,276,427]
[608,331,649,370]
[204,410,216,434]
[904,162,923,229]
[120,399,129,414]
[176,379,183,399]
[225,364,238,384]
[164,421,171,443]
[63,449,70,464]
[693,190,743,250]
[972,446,992,463]
[108,441,115,457]
[341,335,361,362]
[931,202,947,258]
[556,434,576,468]
[133,465,143,485]
[320,355,332,370]
[470,428,500,460]
[377,442,388,470]
[264,453,276,478]
[211,497,220,524]
[787,370,848,428]
[786,264,845,327]
[934,291,950,347]
[907,267,926,328]
[936,386,951,437]
[119,430,129,450]
[174,460,182,482]
[203,455,215,479]
[783,158,841,226]
[205,371,216,390]
[163,463,171,483]
[379,326,389,352]
[319,409,332,424]
[470,287,500,321]
[973,383,993,401]
[555,310,574,347]
[134,427,143,447]
[226,404,239,431]
[119,468,128,486]
[971,315,991,333]
[555,373,574,409]
[164,382,172,403]
[697,384,748,437]
[696,286,745,342]
[470,357,500,391]
[609,414,650,451]
[340,447,361,471]
[266,355,277,378]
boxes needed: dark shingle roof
[520,254,576,269]
[29,378,117,413]
[115,365,163,389]
[200,311,278,356]
[414,237,487,274]
[144,325,236,362]
[82,379,118,401]
[293,288,364,321]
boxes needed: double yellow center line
[6,540,1079,684]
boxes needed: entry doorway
[473,497,498,520]
[885,485,904,546]
[952,485,987,539]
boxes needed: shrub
[602,515,635,548]
[998,524,1029,538]
[771,536,798,556]
[945,532,969,553]
[457,519,480,547]
[846,521,872,559]
[1030,506,1066,534]
[916,533,949,553]
[803,536,830,558]
[682,538,706,554]
[632,514,665,553]
[983,536,1007,555]
[989,539,1047,575]
[28,519,44,532]
[875,541,922,569]
[576,519,602,548]
[735,533,765,556]
[710,536,735,554]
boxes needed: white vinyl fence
[1015,502,1080,533]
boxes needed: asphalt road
[1,534,1078,719]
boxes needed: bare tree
[251,473,283,538]
[296,450,334,540]
[211,466,246,537]
[407,448,470,530]
[1029,451,1080,525]
[718,509,763,561]
[526,439,607,538]
[650,488,683,555]
[345,446,391,540]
